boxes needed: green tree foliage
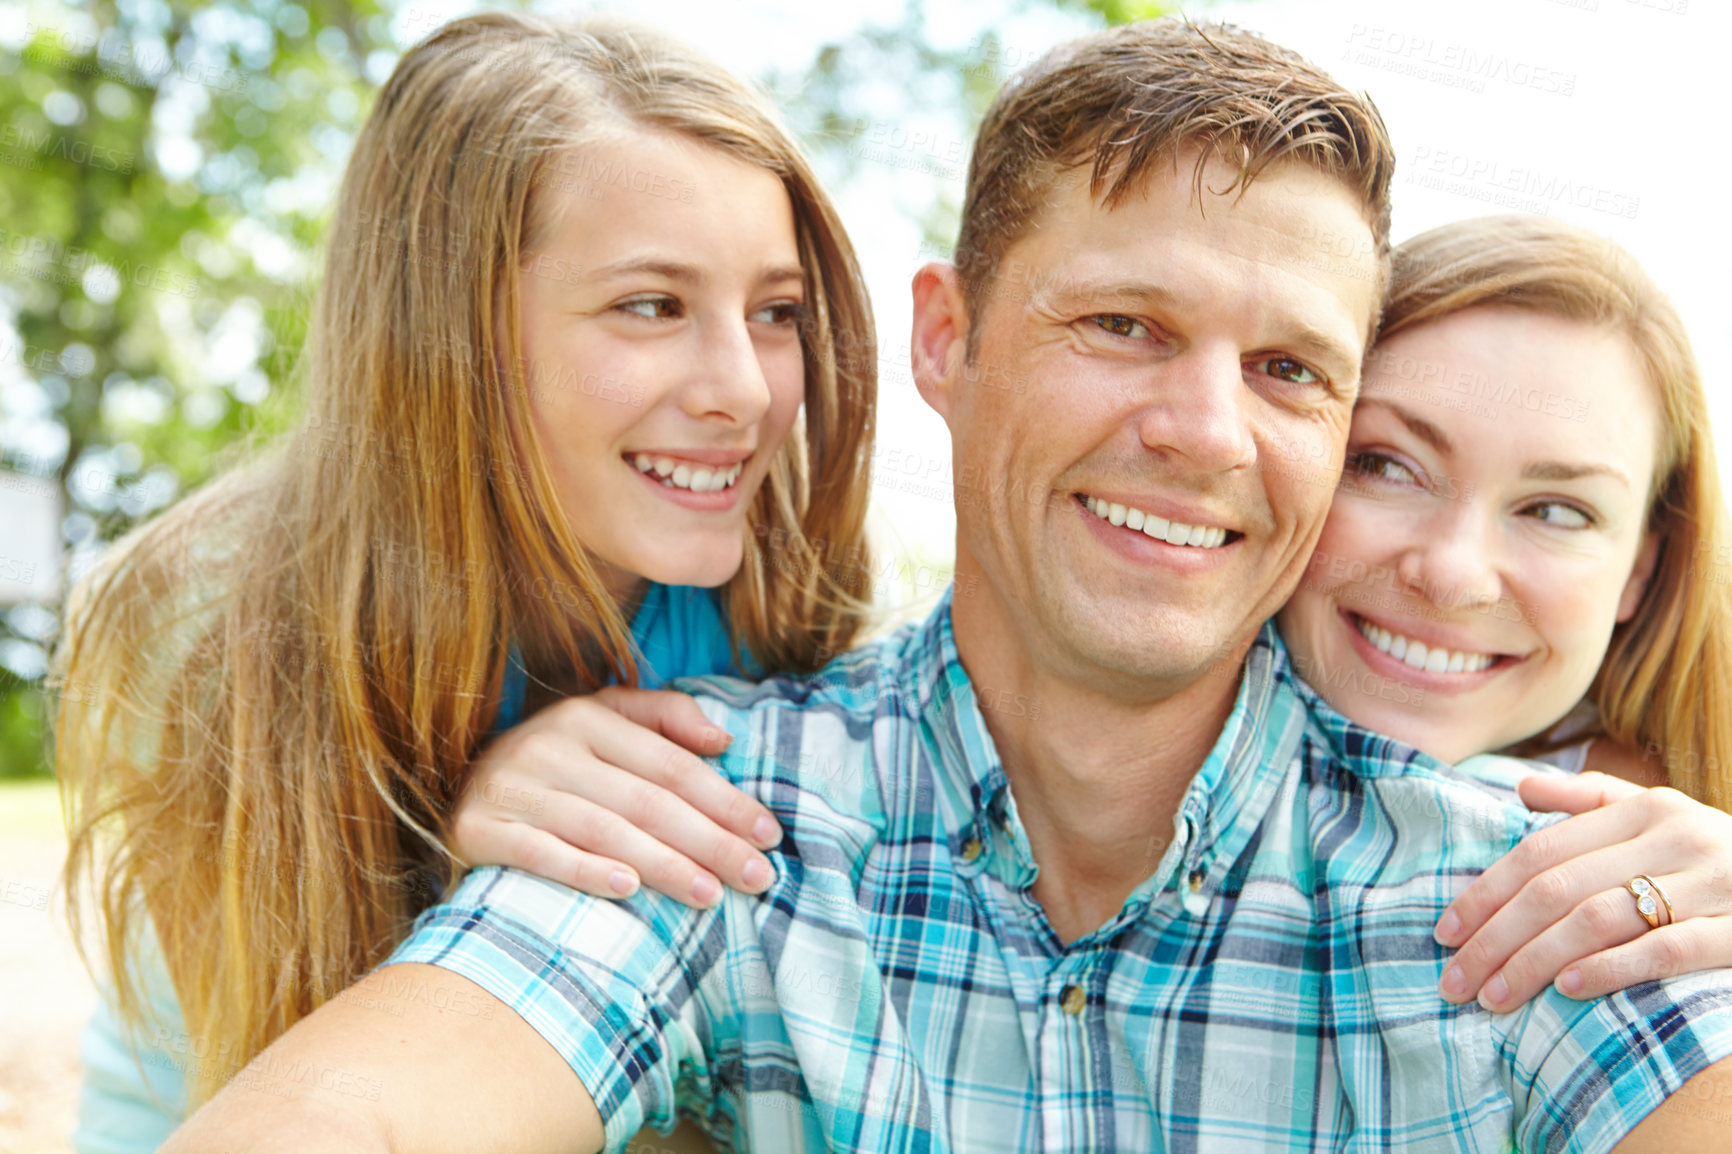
[0,0,387,776]
[0,0,1167,778]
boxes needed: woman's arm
[450,686,782,907]
[1435,761,1732,1010]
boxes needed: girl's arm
[449,687,782,907]
[1435,759,1732,1010]
[75,926,191,1153]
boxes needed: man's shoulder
[672,619,935,841]
[1267,641,1538,859]
[1281,679,1539,873]
[673,617,923,721]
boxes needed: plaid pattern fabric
[389,591,1732,1153]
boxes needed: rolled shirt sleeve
[1496,973,1732,1153]
[384,866,752,1154]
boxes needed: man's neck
[949,574,1246,945]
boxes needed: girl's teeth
[1354,616,1495,674]
[636,457,745,493]
[1082,495,1228,549]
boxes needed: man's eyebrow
[1275,320,1361,379]
[1041,279,1360,375]
[1042,278,1180,311]
[1521,460,1632,487]
[1355,398,1455,455]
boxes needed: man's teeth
[1083,495,1228,549]
[1354,617,1495,674]
[634,454,743,493]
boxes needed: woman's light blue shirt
[74,584,740,1153]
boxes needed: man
[165,20,1732,1153]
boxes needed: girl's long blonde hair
[1379,214,1732,807]
[55,12,876,1105]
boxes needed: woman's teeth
[1083,495,1228,549]
[1355,616,1495,674]
[634,454,743,493]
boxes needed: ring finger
[1474,871,1691,1011]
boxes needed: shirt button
[961,837,983,863]
[1187,868,1206,893]
[1060,984,1086,1015]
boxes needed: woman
[56,13,875,1151]
[1273,214,1732,1012]
[465,213,1732,1028]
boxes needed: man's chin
[1051,609,1247,689]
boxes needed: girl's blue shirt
[75,584,741,1154]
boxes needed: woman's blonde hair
[1379,214,1732,807]
[55,12,875,1105]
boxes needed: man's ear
[909,261,968,422]
[1616,529,1661,623]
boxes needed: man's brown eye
[1093,315,1143,338]
[1262,356,1319,385]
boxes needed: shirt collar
[1276,626,1457,782]
[909,593,1316,916]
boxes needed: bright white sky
[528,0,1727,589]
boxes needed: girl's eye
[1525,501,1592,529]
[1345,451,1417,486]
[1091,314,1150,340]
[618,296,682,320]
[1253,356,1321,386]
[751,301,804,326]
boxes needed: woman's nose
[1395,506,1503,613]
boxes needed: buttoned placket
[958,786,1217,1152]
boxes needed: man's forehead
[1002,166,1379,366]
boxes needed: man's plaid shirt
[389,591,1732,1152]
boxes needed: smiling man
[166,20,1732,1154]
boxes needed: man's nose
[1133,346,1256,473]
[683,316,775,426]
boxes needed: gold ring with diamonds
[1625,875,1675,930]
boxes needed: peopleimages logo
[1342,26,1577,97]
[1405,147,1640,221]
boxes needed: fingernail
[609,870,638,896]
[743,858,773,889]
[1558,968,1584,996]
[692,874,722,905]
[1478,974,1508,1010]
[1434,911,1461,944]
[709,726,732,748]
[752,815,781,846]
[1440,964,1467,1000]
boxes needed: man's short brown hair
[954,20,1395,343]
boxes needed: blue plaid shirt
[388,591,1732,1153]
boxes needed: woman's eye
[1091,314,1150,340]
[1254,356,1321,386]
[1526,501,1592,529]
[618,296,682,320]
[750,301,804,326]
[1345,451,1417,486]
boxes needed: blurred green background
[0,0,1171,780]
